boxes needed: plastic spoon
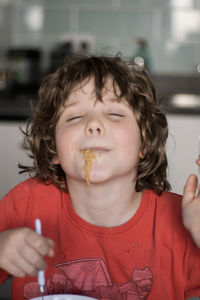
[35,218,45,296]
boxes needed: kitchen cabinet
[0,121,30,199]
[0,276,12,299]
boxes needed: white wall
[167,114,200,194]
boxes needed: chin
[88,173,113,184]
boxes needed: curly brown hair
[19,54,171,195]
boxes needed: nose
[85,116,104,136]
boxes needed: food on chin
[81,149,97,187]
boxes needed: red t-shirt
[0,178,200,300]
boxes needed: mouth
[81,147,110,152]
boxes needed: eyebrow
[107,97,130,107]
[64,100,80,109]
[64,97,129,109]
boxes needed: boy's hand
[0,227,54,278]
[182,158,200,247]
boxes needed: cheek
[55,128,74,158]
[56,125,77,145]
[114,125,141,151]
[55,125,84,170]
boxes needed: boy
[0,55,200,300]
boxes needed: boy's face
[54,77,142,187]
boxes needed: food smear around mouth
[81,149,98,187]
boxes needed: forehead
[66,76,122,104]
[57,76,134,119]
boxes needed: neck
[66,176,142,227]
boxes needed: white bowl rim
[30,294,97,300]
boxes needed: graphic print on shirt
[23,258,153,299]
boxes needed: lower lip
[91,149,110,154]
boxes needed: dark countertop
[0,90,37,121]
[160,93,200,115]
[0,85,200,121]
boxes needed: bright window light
[24,5,44,31]
[171,94,200,108]
[171,9,200,41]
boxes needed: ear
[139,150,144,159]
[52,155,60,165]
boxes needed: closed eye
[108,113,125,117]
[67,115,84,122]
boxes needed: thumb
[182,174,198,206]
[196,158,200,166]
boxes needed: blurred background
[0,0,200,299]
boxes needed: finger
[11,254,38,277]
[197,183,200,197]
[25,233,53,257]
[46,238,55,257]
[182,174,198,206]
[196,158,200,166]
[22,245,47,271]
[5,261,26,278]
